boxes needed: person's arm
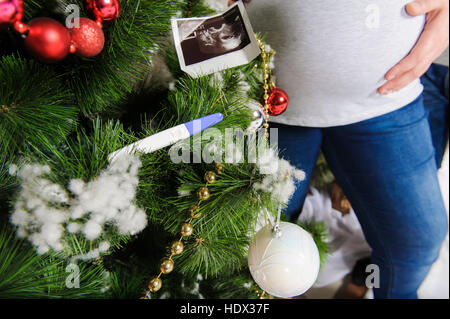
[379,0,449,95]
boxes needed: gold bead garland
[170,241,184,256]
[197,186,211,201]
[160,258,175,274]
[141,39,276,300]
[215,163,224,175]
[142,164,223,298]
[0,103,17,113]
[204,171,217,184]
[180,223,194,237]
[256,37,276,140]
[148,277,162,292]
[190,205,202,219]
[254,38,277,299]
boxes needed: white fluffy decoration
[253,148,305,205]
[177,188,192,197]
[210,72,225,88]
[248,222,321,298]
[236,71,251,93]
[10,153,147,258]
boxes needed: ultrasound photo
[172,2,260,77]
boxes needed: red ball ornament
[265,88,289,116]
[0,0,23,29]
[24,17,71,63]
[69,17,105,58]
[86,0,120,22]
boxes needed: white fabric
[298,188,371,288]
[245,0,425,127]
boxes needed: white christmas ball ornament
[248,222,320,298]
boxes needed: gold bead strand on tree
[141,164,224,299]
[256,37,275,140]
[256,36,290,136]
[0,103,17,113]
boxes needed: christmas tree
[0,0,328,299]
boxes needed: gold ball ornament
[215,163,224,174]
[190,205,202,219]
[204,171,217,184]
[197,186,210,201]
[171,240,184,255]
[148,277,162,293]
[181,223,194,237]
[190,205,200,212]
[160,258,174,274]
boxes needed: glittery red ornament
[266,88,289,116]
[69,17,105,58]
[86,0,120,23]
[0,0,23,29]
[24,18,71,63]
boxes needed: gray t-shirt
[245,0,425,127]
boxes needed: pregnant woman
[233,0,449,298]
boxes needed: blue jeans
[423,63,449,168]
[272,64,449,299]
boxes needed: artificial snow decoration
[9,153,147,258]
[248,222,321,298]
[210,72,225,88]
[8,163,18,175]
[178,189,192,197]
[67,222,81,234]
[236,71,251,94]
[253,148,305,204]
[264,44,276,69]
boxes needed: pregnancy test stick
[108,113,224,161]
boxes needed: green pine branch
[15,119,135,258]
[0,225,108,298]
[2,0,181,116]
[296,220,330,267]
[0,55,78,156]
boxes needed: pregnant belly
[256,1,426,101]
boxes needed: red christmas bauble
[0,0,23,29]
[87,0,120,22]
[69,17,105,58]
[266,88,289,116]
[24,17,71,63]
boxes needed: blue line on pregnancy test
[108,113,224,161]
[184,112,224,135]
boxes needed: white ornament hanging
[248,222,321,298]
